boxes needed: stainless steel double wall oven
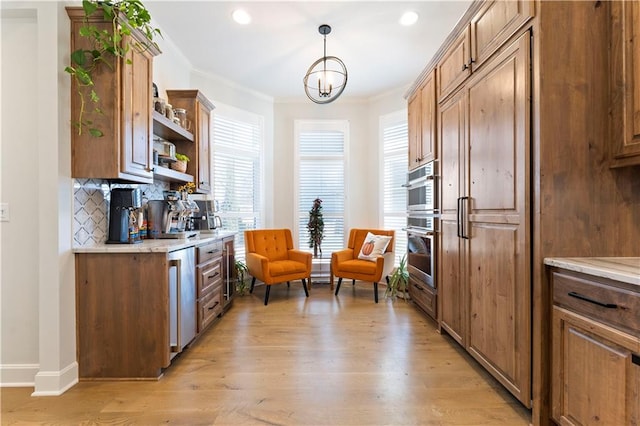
[405,160,438,319]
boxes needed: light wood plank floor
[1,282,531,425]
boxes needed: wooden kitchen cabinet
[610,0,640,167]
[196,240,224,331]
[67,8,160,184]
[166,90,215,193]
[550,269,640,425]
[437,33,532,407]
[438,0,533,103]
[408,70,437,169]
[75,252,172,379]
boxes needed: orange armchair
[331,228,395,303]
[244,228,312,305]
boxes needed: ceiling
[145,1,472,102]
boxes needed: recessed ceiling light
[399,11,419,26]
[232,9,251,25]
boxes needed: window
[212,105,263,261]
[294,120,348,257]
[380,111,408,265]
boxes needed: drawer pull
[207,301,220,311]
[568,291,618,309]
[207,272,220,279]
[633,354,640,367]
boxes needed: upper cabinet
[166,90,215,194]
[610,1,640,168]
[67,8,161,184]
[470,0,534,70]
[408,70,437,169]
[438,0,534,102]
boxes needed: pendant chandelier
[303,24,348,104]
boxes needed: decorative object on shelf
[235,260,249,296]
[307,197,324,257]
[303,24,348,104]
[385,253,409,301]
[65,0,162,137]
[172,153,190,173]
[177,182,195,199]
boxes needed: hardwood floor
[1,282,531,425]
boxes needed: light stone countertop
[73,231,236,254]
[544,257,640,287]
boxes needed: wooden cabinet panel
[438,89,467,346]
[408,275,437,320]
[67,8,160,184]
[470,0,534,70]
[166,90,215,194]
[75,252,170,379]
[610,1,640,167]
[465,32,531,406]
[408,91,421,169]
[552,306,640,425]
[438,27,471,101]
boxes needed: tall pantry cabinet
[439,31,531,405]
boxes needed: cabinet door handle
[567,291,618,309]
[462,63,469,71]
[460,196,469,239]
[208,272,220,279]
[457,197,462,238]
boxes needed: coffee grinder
[107,188,142,243]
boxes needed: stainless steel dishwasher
[168,247,196,358]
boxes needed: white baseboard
[32,361,78,396]
[0,363,39,387]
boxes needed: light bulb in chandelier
[303,24,347,104]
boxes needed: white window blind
[380,112,408,265]
[295,121,347,257]
[212,109,263,261]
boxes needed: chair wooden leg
[335,278,343,296]
[250,276,256,293]
[287,281,290,288]
[352,279,356,286]
[374,282,379,303]
[301,279,309,297]
[264,285,271,305]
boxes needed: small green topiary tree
[307,198,324,257]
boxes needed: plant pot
[171,160,187,173]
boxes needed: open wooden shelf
[152,111,194,142]
[152,165,194,184]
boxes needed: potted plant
[235,260,250,296]
[65,0,162,137]
[385,253,409,300]
[172,153,189,173]
[307,198,324,257]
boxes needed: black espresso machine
[107,188,141,243]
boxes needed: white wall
[1,2,77,394]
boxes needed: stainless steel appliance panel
[168,247,196,356]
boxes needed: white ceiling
[145,1,472,101]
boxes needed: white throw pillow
[358,232,392,261]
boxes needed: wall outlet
[0,203,9,222]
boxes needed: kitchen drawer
[197,240,223,264]
[197,257,223,297]
[409,276,437,320]
[198,284,222,332]
[552,270,640,335]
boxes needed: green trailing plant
[65,0,162,137]
[385,253,409,300]
[235,260,249,296]
[307,198,324,257]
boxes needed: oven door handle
[404,227,435,238]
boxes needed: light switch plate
[0,203,9,222]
